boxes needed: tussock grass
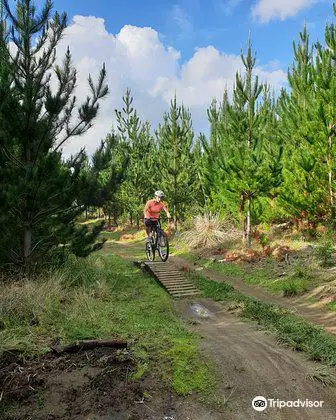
[305,366,336,386]
[0,254,214,396]
[178,214,239,250]
[314,232,335,268]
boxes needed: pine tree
[115,89,155,227]
[202,90,233,216]
[156,95,195,229]
[94,132,129,224]
[313,5,336,223]
[192,133,210,213]
[218,38,282,246]
[278,26,325,226]
[0,0,108,269]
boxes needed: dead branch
[50,339,128,354]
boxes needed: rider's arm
[163,204,171,219]
[144,201,150,218]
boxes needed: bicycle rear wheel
[158,231,169,262]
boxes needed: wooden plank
[139,260,200,298]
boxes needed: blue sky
[8,0,332,155]
[53,0,332,70]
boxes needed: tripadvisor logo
[252,396,324,411]
[252,396,267,411]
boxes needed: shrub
[281,279,308,296]
[314,232,335,267]
[178,214,239,249]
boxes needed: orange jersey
[145,199,166,221]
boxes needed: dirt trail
[174,298,336,420]
[109,240,336,419]
[171,255,336,335]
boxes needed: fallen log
[51,339,128,354]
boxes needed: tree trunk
[173,203,177,231]
[198,171,208,213]
[136,214,140,229]
[240,193,246,243]
[113,212,118,226]
[24,229,32,264]
[328,128,335,224]
[173,172,178,231]
[246,195,251,248]
[129,213,133,226]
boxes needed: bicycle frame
[146,218,169,262]
[150,219,163,250]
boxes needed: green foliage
[278,11,336,225]
[281,279,309,296]
[115,89,156,226]
[314,232,335,267]
[210,39,283,246]
[0,0,108,269]
[326,300,336,312]
[156,95,197,229]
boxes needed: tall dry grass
[179,214,239,249]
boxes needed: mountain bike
[145,219,169,262]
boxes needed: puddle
[190,303,214,319]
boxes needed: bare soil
[0,347,218,420]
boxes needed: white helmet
[155,190,164,198]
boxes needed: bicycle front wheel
[158,232,169,262]
[145,240,155,261]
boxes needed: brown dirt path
[174,298,336,420]
[105,241,336,419]
[171,255,336,335]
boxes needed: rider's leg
[144,219,152,241]
[145,225,151,241]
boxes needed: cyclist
[144,190,171,242]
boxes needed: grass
[188,272,336,366]
[179,251,316,297]
[305,366,336,386]
[326,300,336,312]
[0,254,214,396]
[79,217,103,226]
[102,227,147,243]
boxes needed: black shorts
[144,218,158,229]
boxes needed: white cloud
[219,0,243,16]
[252,0,319,23]
[171,5,193,33]
[57,15,286,157]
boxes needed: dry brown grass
[0,273,65,322]
[305,366,336,386]
[178,214,240,250]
